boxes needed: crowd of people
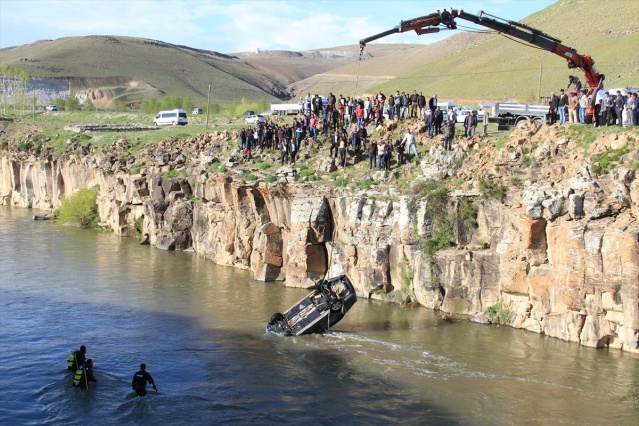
[547,76,639,126]
[237,90,478,170]
[236,75,639,173]
[67,345,157,396]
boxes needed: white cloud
[0,0,557,51]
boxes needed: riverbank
[1,116,638,352]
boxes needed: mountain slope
[296,0,639,101]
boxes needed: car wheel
[269,313,285,325]
[329,299,342,313]
[172,121,177,126]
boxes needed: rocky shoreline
[1,121,638,353]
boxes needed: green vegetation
[485,301,512,325]
[134,216,144,238]
[396,257,415,305]
[208,162,227,174]
[163,170,179,179]
[259,162,272,170]
[265,175,278,183]
[479,180,506,202]
[335,177,348,187]
[299,169,317,181]
[57,188,99,228]
[130,163,143,174]
[239,172,258,181]
[591,147,633,175]
[359,177,378,190]
[459,196,478,239]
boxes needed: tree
[141,98,161,113]
[183,97,193,113]
[54,98,66,110]
[115,101,127,112]
[65,97,80,111]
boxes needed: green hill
[297,0,639,102]
[0,36,288,106]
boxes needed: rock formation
[1,123,638,353]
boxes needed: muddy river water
[0,206,637,425]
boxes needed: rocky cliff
[1,123,638,353]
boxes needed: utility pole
[537,64,542,102]
[206,85,211,129]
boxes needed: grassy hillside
[298,0,639,102]
[0,36,287,105]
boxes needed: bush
[335,177,348,187]
[239,172,258,181]
[479,180,506,202]
[266,175,278,183]
[130,163,143,174]
[208,162,227,173]
[57,188,99,228]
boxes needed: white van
[153,109,188,126]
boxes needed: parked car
[242,110,255,115]
[46,105,57,111]
[192,108,204,114]
[456,109,485,124]
[244,114,265,124]
[153,109,188,126]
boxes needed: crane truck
[359,9,605,125]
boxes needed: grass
[208,162,228,173]
[0,35,281,106]
[299,169,317,181]
[479,180,506,202]
[591,147,632,175]
[239,172,258,181]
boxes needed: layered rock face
[1,133,637,353]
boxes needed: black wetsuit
[69,349,86,371]
[132,369,155,396]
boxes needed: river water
[0,206,637,425]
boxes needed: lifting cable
[321,43,367,332]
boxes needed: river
[0,206,637,425]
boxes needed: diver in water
[67,345,87,371]
[132,363,157,396]
[73,358,97,389]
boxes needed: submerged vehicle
[267,275,357,336]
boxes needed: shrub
[479,180,506,202]
[335,177,348,187]
[239,172,258,181]
[163,170,179,178]
[130,163,143,174]
[259,162,272,170]
[360,177,377,189]
[208,162,227,173]
[299,169,317,181]
[266,175,278,183]
[57,188,99,228]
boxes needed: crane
[359,9,604,121]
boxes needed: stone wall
[1,148,637,353]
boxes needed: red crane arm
[360,9,605,98]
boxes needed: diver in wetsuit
[73,358,97,389]
[132,363,157,396]
[67,345,87,371]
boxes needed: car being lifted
[267,275,357,336]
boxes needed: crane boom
[360,9,605,103]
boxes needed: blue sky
[0,0,558,52]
